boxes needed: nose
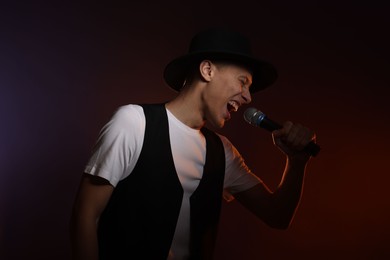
[242,87,252,104]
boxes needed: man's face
[202,62,253,128]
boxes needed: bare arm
[70,173,114,260]
[235,121,315,229]
[234,158,307,229]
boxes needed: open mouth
[227,100,240,113]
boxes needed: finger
[285,123,303,145]
[292,125,310,148]
[272,121,293,139]
[293,127,316,151]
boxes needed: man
[70,28,317,260]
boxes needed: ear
[199,60,214,82]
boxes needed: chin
[206,113,227,129]
[214,120,226,129]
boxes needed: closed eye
[239,76,252,88]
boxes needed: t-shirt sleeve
[220,134,263,201]
[84,105,145,187]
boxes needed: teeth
[228,101,239,112]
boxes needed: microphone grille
[244,107,263,125]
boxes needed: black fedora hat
[163,28,278,93]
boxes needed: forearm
[269,157,308,228]
[70,216,99,260]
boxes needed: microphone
[244,107,320,157]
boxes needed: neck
[165,84,206,130]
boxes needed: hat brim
[163,51,278,93]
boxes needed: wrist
[287,155,310,168]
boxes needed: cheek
[206,83,225,101]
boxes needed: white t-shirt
[85,104,262,259]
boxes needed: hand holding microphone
[244,108,320,157]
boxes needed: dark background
[1,1,389,259]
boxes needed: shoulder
[108,104,145,128]
[112,104,144,121]
[215,133,234,152]
[98,104,145,139]
[215,133,245,165]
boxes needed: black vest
[98,104,226,259]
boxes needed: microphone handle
[257,115,282,131]
[259,116,321,157]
